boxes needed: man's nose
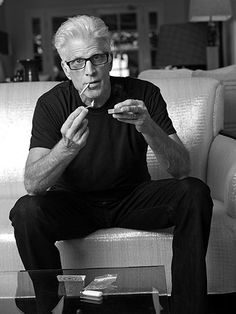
[84,60,96,75]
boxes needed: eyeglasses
[65,53,110,70]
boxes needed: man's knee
[9,194,42,228]
[178,177,213,217]
[180,177,212,200]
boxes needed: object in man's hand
[108,108,137,120]
[108,108,124,114]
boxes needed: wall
[3,0,189,73]
[2,0,236,77]
[0,4,6,31]
[0,2,9,81]
[163,0,189,24]
[229,0,236,64]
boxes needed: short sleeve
[147,87,176,135]
[30,98,62,149]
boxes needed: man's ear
[61,61,72,80]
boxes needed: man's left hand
[111,99,152,133]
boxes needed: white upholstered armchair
[0,74,236,296]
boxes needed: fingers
[115,114,139,124]
[67,111,88,138]
[64,119,89,148]
[61,107,89,148]
[74,124,89,149]
[111,99,146,122]
[68,118,88,142]
[114,99,144,114]
[110,99,152,133]
[61,107,88,135]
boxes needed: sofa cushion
[193,65,236,82]
[141,66,236,135]
[0,82,59,187]
[138,68,192,79]
[193,65,236,135]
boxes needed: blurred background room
[0,0,235,82]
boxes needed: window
[101,12,139,77]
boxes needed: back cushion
[0,81,59,198]
[193,65,236,134]
[138,75,223,182]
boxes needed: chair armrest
[207,133,236,218]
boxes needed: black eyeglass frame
[65,53,111,70]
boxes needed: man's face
[61,37,112,103]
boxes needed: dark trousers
[10,177,213,314]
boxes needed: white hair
[54,15,111,58]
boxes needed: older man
[10,15,212,314]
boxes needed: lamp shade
[189,0,232,22]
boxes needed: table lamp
[189,0,232,69]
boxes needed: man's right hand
[60,106,89,150]
[24,106,90,195]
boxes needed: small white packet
[84,274,117,291]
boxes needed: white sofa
[0,75,236,295]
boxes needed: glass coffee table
[0,266,170,313]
